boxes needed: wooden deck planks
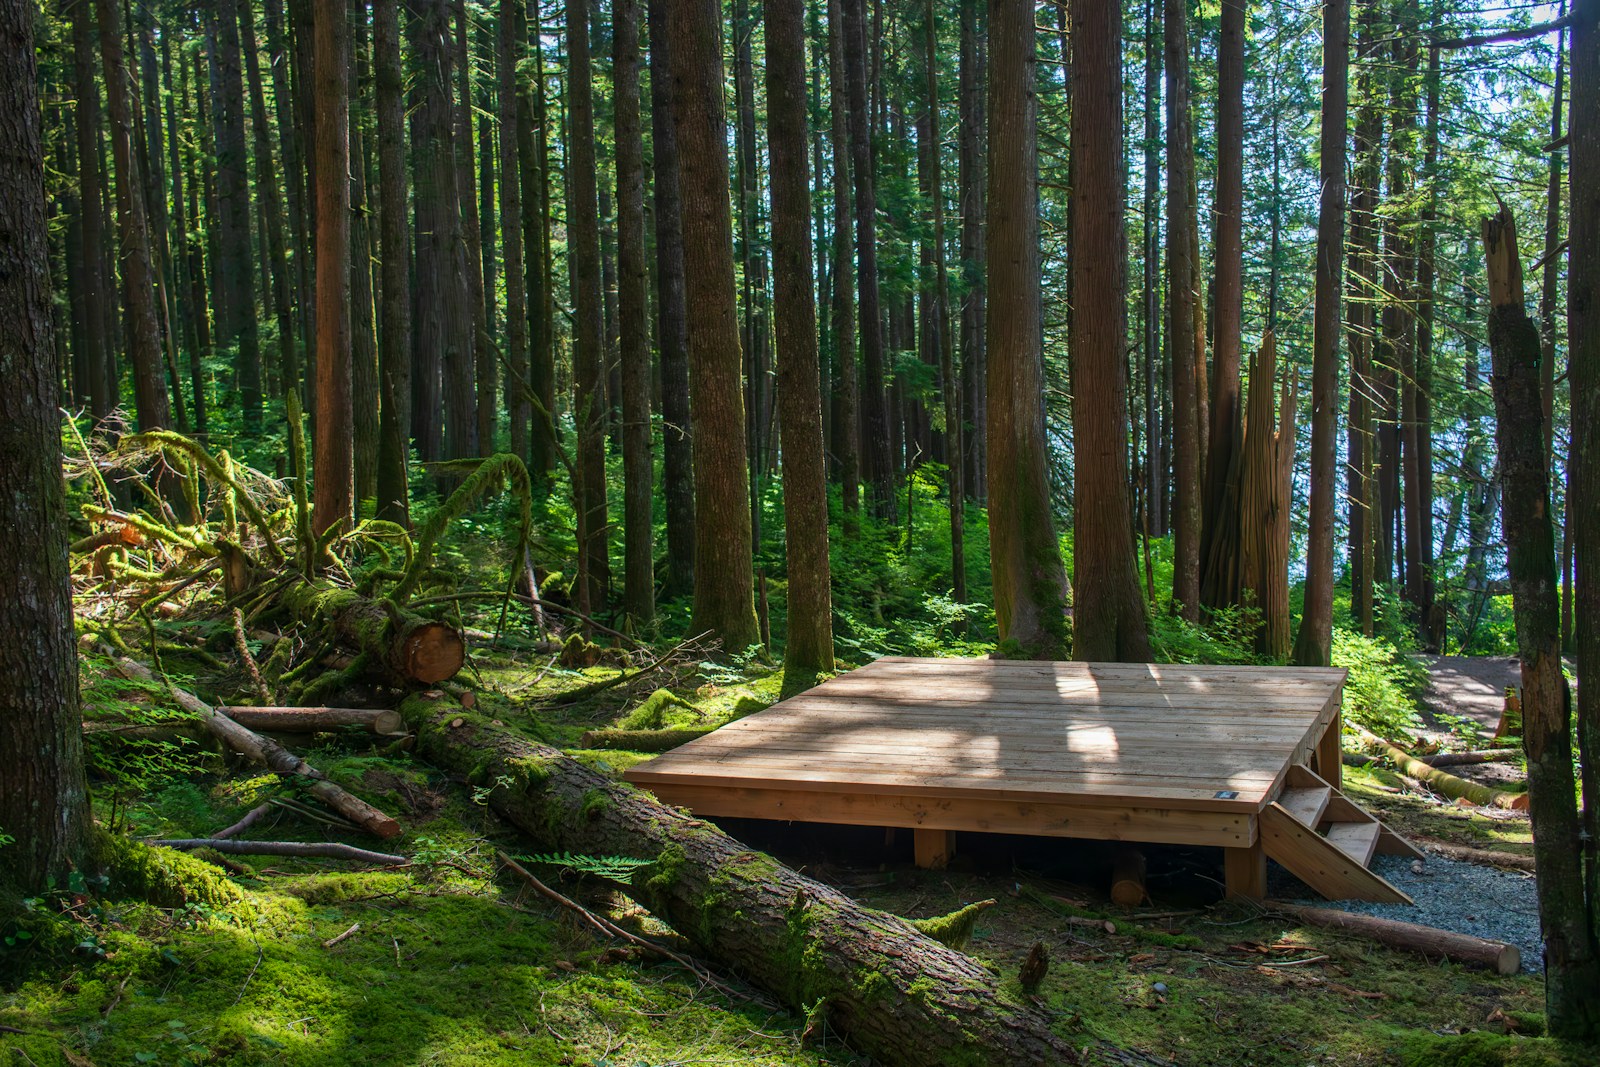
[625,658,1347,820]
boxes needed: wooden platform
[624,657,1419,902]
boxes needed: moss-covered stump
[399,692,1077,1066]
[278,578,464,685]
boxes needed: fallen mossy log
[115,659,403,838]
[218,706,405,735]
[575,727,715,751]
[1418,748,1522,768]
[398,692,1078,1065]
[1270,901,1522,975]
[277,578,464,686]
[153,839,406,865]
[1355,728,1529,811]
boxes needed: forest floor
[0,640,1584,1067]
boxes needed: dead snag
[398,692,1078,1066]
[115,659,402,838]
[277,579,464,685]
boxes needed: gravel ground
[1276,854,1543,972]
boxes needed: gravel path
[1277,854,1543,972]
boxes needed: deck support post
[1223,842,1268,899]
[914,828,955,869]
[1315,704,1344,789]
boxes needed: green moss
[642,843,689,906]
[1400,1031,1571,1067]
[908,899,994,951]
[580,789,613,821]
[280,872,413,905]
[94,833,252,916]
[618,688,700,730]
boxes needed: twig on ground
[214,801,275,841]
[154,839,407,865]
[323,922,361,949]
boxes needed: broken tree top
[626,657,1419,902]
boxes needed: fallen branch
[1355,727,1529,810]
[1419,840,1537,871]
[155,839,407,865]
[277,577,464,686]
[214,801,274,840]
[217,706,405,735]
[115,658,402,838]
[1269,901,1522,975]
[399,692,1077,1065]
[548,633,708,706]
[323,922,362,948]
[575,727,715,751]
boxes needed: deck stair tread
[1279,785,1332,827]
[1262,764,1415,902]
[1323,821,1381,867]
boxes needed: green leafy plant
[522,852,652,885]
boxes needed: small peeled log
[218,706,405,735]
[1271,901,1521,975]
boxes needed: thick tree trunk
[350,9,380,506]
[525,5,558,482]
[69,0,114,423]
[1141,0,1162,545]
[985,0,1071,661]
[0,0,95,888]
[1346,7,1382,635]
[958,0,987,504]
[454,6,494,459]
[1068,0,1150,663]
[566,0,609,617]
[96,0,170,431]
[615,0,654,628]
[498,0,531,473]
[667,0,760,654]
[1484,204,1600,1037]
[374,0,411,525]
[646,0,695,596]
[314,0,354,536]
[1164,0,1200,621]
[768,0,835,678]
[399,692,1078,1064]
[1293,0,1348,667]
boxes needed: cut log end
[403,622,466,684]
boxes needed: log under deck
[624,657,1350,896]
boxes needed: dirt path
[1416,654,1521,734]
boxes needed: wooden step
[1279,785,1332,828]
[1323,820,1381,866]
[1260,802,1412,904]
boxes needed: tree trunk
[827,0,860,519]
[374,0,411,525]
[1346,6,1382,635]
[614,0,654,627]
[69,0,114,423]
[984,0,1070,661]
[454,5,494,459]
[498,0,531,474]
[1142,0,1162,546]
[349,7,380,506]
[1483,203,1600,1038]
[1292,0,1348,667]
[1202,0,1245,606]
[314,0,354,536]
[398,692,1078,1064]
[1411,41,1440,650]
[1164,0,1200,621]
[263,0,313,375]
[647,0,694,597]
[768,0,835,679]
[0,0,95,888]
[175,43,212,436]
[213,0,263,433]
[841,0,893,514]
[958,0,987,504]
[1068,0,1150,662]
[525,3,558,482]
[667,0,760,654]
[96,0,170,431]
[732,0,771,548]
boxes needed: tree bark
[399,691,1078,1064]
[498,0,531,474]
[667,0,760,654]
[958,0,987,504]
[213,0,263,432]
[615,0,654,627]
[96,0,170,431]
[1346,6,1382,635]
[1164,0,1200,621]
[68,0,114,423]
[768,0,835,678]
[827,0,860,519]
[275,580,465,687]
[566,0,610,617]
[1068,0,1150,663]
[1483,203,1600,1037]
[454,4,494,459]
[1293,0,1348,667]
[841,0,893,514]
[349,8,381,506]
[374,0,411,525]
[648,0,695,597]
[314,0,354,536]
[0,0,95,889]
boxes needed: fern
[520,852,651,885]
